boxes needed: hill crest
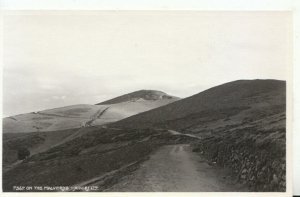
[96,90,179,105]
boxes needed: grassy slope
[112,80,285,130]
[2,80,286,192]
[3,105,107,133]
[3,129,79,170]
[111,79,286,191]
[2,91,180,191]
[3,96,179,133]
[3,127,193,191]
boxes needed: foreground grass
[3,127,189,191]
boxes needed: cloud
[3,11,291,116]
[52,95,66,100]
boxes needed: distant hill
[112,80,285,130]
[96,90,179,105]
[3,90,179,133]
[3,89,179,170]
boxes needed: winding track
[105,144,247,192]
[85,107,110,127]
[48,107,110,148]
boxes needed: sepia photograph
[1,7,293,195]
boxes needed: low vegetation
[2,80,286,192]
[3,127,193,191]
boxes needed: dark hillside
[111,79,286,191]
[112,80,285,130]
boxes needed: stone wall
[192,129,286,192]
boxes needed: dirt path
[168,129,202,139]
[36,112,79,118]
[49,107,110,148]
[85,107,110,127]
[106,144,247,192]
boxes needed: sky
[3,11,291,117]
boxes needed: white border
[0,0,294,10]
[0,0,298,197]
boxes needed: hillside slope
[2,90,179,170]
[97,90,178,105]
[113,80,285,130]
[3,127,194,191]
[112,79,286,191]
[2,80,286,192]
[3,90,179,133]
[3,105,107,133]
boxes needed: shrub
[17,148,30,160]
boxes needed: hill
[112,80,285,130]
[2,80,286,192]
[3,91,179,133]
[2,90,179,171]
[96,90,178,105]
[111,79,286,191]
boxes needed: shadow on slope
[111,79,286,192]
[2,127,195,192]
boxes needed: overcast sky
[3,11,291,117]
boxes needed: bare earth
[106,144,248,192]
